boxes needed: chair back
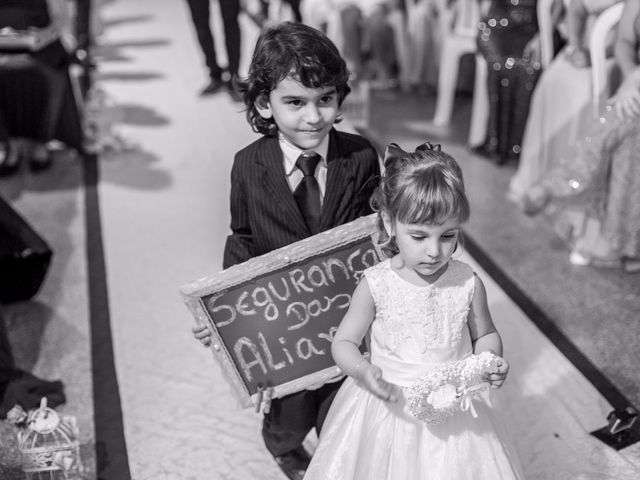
[537,0,556,68]
[452,0,481,37]
[589,2,624,116]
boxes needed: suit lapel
[321,130,354,230]
[258,137,310,236]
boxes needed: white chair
[398,0,443,87]
[322,2,414,85]
[432,0,481,128]
[537,0,557,69]
[388,5,412,86]
[432,0,489,147]
[401,0,428,86]
[589,2,624,116]
[267,0,296,23]
[467,55,489,146]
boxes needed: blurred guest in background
[508,0,621,202]
[301,0,400,88]
[520,0,640,274]
[475,0,542,165]
[0,0,77,176]
[185,0,242,100]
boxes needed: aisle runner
[459,251,639,479]
[94,1,283,478]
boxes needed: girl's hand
[486,357,509,389]
[356,361,400,402]
[192,324,212,346]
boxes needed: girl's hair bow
[382,141,442,168]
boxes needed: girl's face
[257,76,340,150]
[390,216,460,281]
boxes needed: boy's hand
[192,324,212,346]
[357,362,400,403]
[486,357,509,389]
[254,386,275,414]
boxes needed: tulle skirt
[509,55,593,201]
[304,378,525,480]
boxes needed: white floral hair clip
[406,351,501,424]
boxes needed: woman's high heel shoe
[571,251,640,273]
[0,141,20,177]
[520,184,551,216]
[569,251,621,268]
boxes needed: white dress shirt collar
[279,134,329,176]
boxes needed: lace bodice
[364,259,476,386]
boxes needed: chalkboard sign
[180,214,381,408]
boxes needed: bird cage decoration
[17,397,85,480]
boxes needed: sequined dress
[508,0,622,202]
[527,5,640,261]
[304,259,524,480]
[533,101,640,261]
[508,52,593,201]
[476,0,541,162]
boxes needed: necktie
[294,152,321,234]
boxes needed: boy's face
[257,76,340,151]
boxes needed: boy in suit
[195,22,380,480]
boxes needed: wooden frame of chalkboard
[180,214,381,408]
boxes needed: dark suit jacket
[223,128,380,268]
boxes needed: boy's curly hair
[241,22,351,136]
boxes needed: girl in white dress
[304,142,525,480]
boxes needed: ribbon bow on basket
[406,352,501,425]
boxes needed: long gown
[522,2,640,262]
[532,97,640,262]
[476,0,541,163]
[508,54,593,200]
[304,259,524,480]
[508,0,622,202]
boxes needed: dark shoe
[0,141,20,177]
[495,154,514,166]
[273,446,310,480]
[29,143,53,173]
[199,77,224,96]
[469,144,495,161]
[227,75,243,103]
[623,258,640,274]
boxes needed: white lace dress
[304,259,525,480]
